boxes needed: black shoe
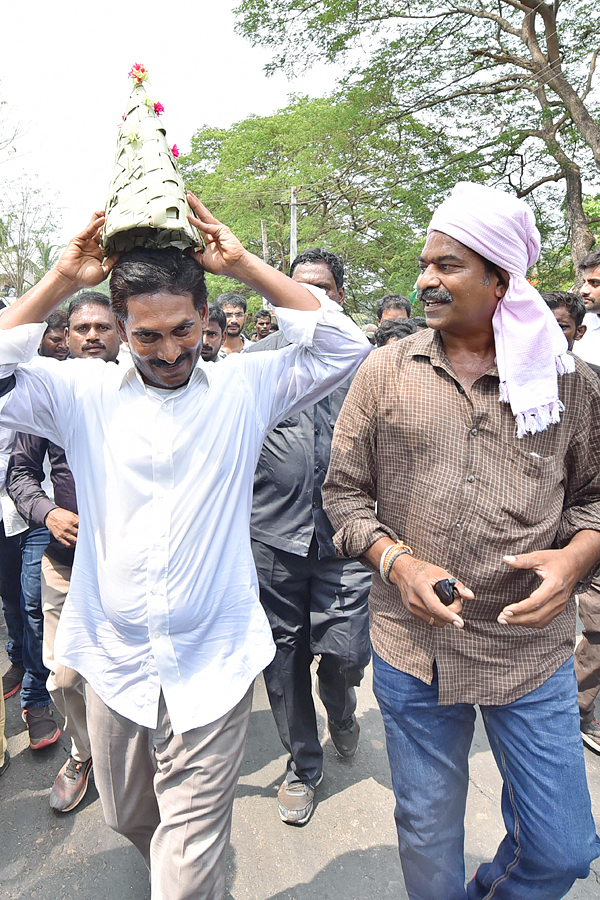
[22,706,61,750]
[0,750,10,777]
[328,715,360,758]
[3,664,25,699]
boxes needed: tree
[180,92,481,315]
[0,179,59,299]
[235,1,600,273]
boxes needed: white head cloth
[428,182,574,438]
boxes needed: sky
[0,1,338,246]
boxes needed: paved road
[1,620,599,900]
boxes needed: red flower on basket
[171,144,180,158]
[129,63,148,85]
[154,101,164,117]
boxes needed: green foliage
[180,93,482,317]
[235,1,600,267]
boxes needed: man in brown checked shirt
[323,182,600,900]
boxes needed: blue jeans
[373,651,600,900]
[0,525,51,709]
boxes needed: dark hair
[254,308,271,324]
[480,257,507,288]
[290,248,344,290]
[542,291,586,329]
[45,309,67,331]
[109,247,207,323]
[67,292,112,326]
[215,292,247,313]
[207,303,226,333]
[374,318,417,347]
[376,294,412,320]
[578,249,600,271]
[411,316,427,328]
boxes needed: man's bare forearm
[554,529,600,586]
[228,252,321,312]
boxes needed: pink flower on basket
[171,144,180,158]
[154,101,164,116]
[129,63,148,84]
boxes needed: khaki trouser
[575,585,600,723]
[0,673,7,766]
[86,683,253,900]
[41,554,91,761]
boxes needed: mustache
[149,352,191,369]
[82,341,106,351]
[418,287,454,304]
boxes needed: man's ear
[495,268,509,298]
[116,318,128,342]
[575,323,587,342]
[338,286,346,307]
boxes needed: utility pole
[290,186,297,268]
[261,219,269,264]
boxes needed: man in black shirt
[249,249,371,825]
[7,292,120,811]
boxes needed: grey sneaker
[277,773,323,826]
[50,757,93,812]
[581,718,600,754]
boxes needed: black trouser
[252,536,371,785]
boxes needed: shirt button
[457,385,465,394]
[466,475,475,483]
[471,428,478,436]
[312,501,319,509]
[455,523,462,530]
[153,631,161,639]
[314,465,320,473]
[314,428,320,435]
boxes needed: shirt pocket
[501,446,564,527]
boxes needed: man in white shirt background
[0,194,370,900]
[573,249,600,366]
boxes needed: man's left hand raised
[187,193,246,278]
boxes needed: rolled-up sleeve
[555,369,600,587]
[244,287,372,434]
[0,326,75,449]
[322,359,399,564]
[0,323,46,379]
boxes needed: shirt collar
[118,355,213,392]
[406,328,499,379]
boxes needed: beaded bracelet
[379,541,413,584]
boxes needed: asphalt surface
[1,617,599,900]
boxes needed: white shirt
[574,312,600,365]
[0,292,370,733]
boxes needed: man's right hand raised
[54,212,119,291]
[0,212,119,330]
[45,508,79,548]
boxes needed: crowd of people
[0,184,599,900]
